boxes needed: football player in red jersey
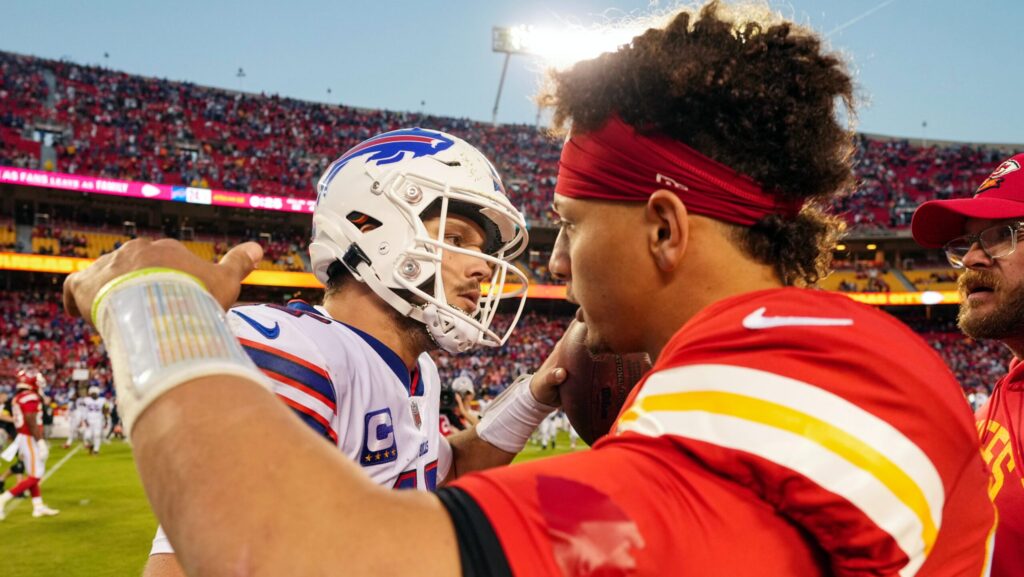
[912,153,1024,577]
[0,368,59,520]
[63,2,993,576]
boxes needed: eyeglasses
[943,222,1024,269]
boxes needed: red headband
[554,116,802,225]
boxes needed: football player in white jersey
[143,128,564,576]
[537,409,561,450]
[82,386,108,455]
[62,385,88,449]
[566,416,580,450]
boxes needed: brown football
[556,320,653,446]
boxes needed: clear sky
[2,1,1021,144]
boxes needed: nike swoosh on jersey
[233,311,281,339]
[741,307,854,330]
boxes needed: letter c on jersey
[368,412,394,451]
[360,408,398,466]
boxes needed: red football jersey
[976,358,1024,577]
[453,288,994,577]
[12,389,42,436]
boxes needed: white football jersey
[83,397,106,423]
[151,300,453,557]
[73,396,88,416]
[227,300,449,490]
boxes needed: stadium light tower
[491,27,529,126]
[490,23,648,125]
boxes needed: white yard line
[4,444,82,514]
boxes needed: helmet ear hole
[346,211,382,231]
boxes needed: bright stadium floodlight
[504,24,645,68]
[491,22,647,125]
[491,26,525,126]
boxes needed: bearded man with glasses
[913,152,1024,577]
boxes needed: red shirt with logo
[12,389,42,436]
[976,358,1024,577]
[453,288,994,577]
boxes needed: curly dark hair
[540,1,854,286]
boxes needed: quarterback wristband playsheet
[94,268,271,434]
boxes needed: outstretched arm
[133,374,460,576]
[64,239,463,576]
[141,554,185,577]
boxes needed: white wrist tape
[475,374,555,454]
[93,268,270,437]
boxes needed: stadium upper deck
[0,46,1016,394]
[1,50,1021,230]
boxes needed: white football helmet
[309,128,530,353]
[451,375,475,396]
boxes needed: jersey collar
[291,300,424,397]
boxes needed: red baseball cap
[912,153,1024,248]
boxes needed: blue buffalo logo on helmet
[318,129,456,202]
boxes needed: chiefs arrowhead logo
[976,159,1021,196]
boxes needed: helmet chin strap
[420,305,483,353]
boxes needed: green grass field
[513,430,588,463]
[1,441,157,576]
[1,431,585,576]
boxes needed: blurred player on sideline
[0,392,24,492]
[563,412,580,450]
[63,3,994,575]
[107,402,124,440]
[82,386,108,455]
[0,369,59,520]
[912,152,1024,577]
[63,384,88,449]
[142,128,564,576]
[537,410,559,450]
[452,375,480,427]
[0,391,14,447]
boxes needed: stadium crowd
[832,135,1014,230]
[2,51,1020,229]
[0,290,112,406]
[0,49,1016,412]
[0,288,1009,412]
[929,333,1007,410]
[898,313,1010,409]
[0,51,561,225]
[431,311,569,395]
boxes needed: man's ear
[645,190,688,272]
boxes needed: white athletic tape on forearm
[475,374,555,454]
[93,268,270,436]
